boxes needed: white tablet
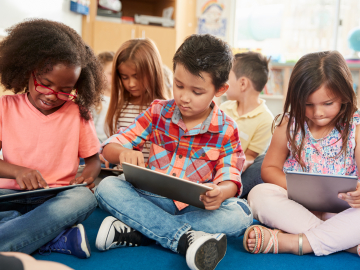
[122,162,213,209]
[0,183,87,203]
[286,171,358,213]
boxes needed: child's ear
[239,77,248,91]
[215,83,229,97]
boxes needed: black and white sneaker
[95,216,149,251]
[178,230,227,270]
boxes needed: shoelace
[187,231,196,246]
[39,231,70,255]
[115,227,142,247]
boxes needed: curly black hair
[0,19,104,120]
[173,34,233,90]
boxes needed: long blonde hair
[105,38,167,136]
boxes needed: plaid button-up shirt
[102,99,245,210]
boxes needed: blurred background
[1,0,360,115]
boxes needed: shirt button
[201,153,206,157]
[179,155,183,159]
[172,173,176,177]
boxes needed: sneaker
[178,230,227,270]
[96,216,150,251]
[39,224,91,259]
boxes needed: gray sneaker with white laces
[95,216,148,251]
[177,230,227,270]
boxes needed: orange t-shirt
[0,94,100,189]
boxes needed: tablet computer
[286,171,358,213]
[122,162,213,209]
[0,183,87,203]
[79,165,123,173]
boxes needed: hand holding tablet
[122,162,213,209]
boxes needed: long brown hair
[105,38,167,136]
[274,51,357,169]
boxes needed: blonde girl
[244,51,360,257]
[105,38,167,162]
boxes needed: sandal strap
[263,229,280,254]
[252,226,264,254]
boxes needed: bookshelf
[82,0,197,68]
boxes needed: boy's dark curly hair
[173,34,233,90]
[0,19,104,120]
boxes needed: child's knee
[95,176,130,200]
[220,198,253,235]
[71,187,97,210]
[248,184,274,208]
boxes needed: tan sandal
[243,225,280,254]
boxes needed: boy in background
[220,52,273,197]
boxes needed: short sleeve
[78,117,101,158]
[353,110,360,126]
[0,96,3,141]
[247,117,273,154]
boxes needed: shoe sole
[95,216,118,251]
[186,234,227,270]
[77,224,91,258]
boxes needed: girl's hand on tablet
[119,149,145,168]
[15,168,49,190]
[200,183,223,210]
[338,182,360,208]
[70,176,95,190]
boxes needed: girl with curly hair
[0,19,104,259]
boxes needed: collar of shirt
[230,98,267,119]
[161,100,223,134]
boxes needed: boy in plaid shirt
[95,34,253,270]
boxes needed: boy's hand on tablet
[200,183,224,210]
[70,176,95,190]
[119,149,145,168]
[15,168,49,190]
[339,182,360,208]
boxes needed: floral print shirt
[283,112,360,177]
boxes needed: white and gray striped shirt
[116,104,150,162]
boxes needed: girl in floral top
[243,51,360,257]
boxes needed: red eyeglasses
[32,72,78,101]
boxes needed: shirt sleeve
[100,103,154,153]
[0,96,3,142]
[247,117,273,154]
[212,124,245,196]
[78,116,101,158]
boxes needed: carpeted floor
[33,208,359,270]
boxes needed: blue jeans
[0,187,97,254]
[95,176,253,253]
[240,154,265,198]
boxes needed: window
[233,0,360,60]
